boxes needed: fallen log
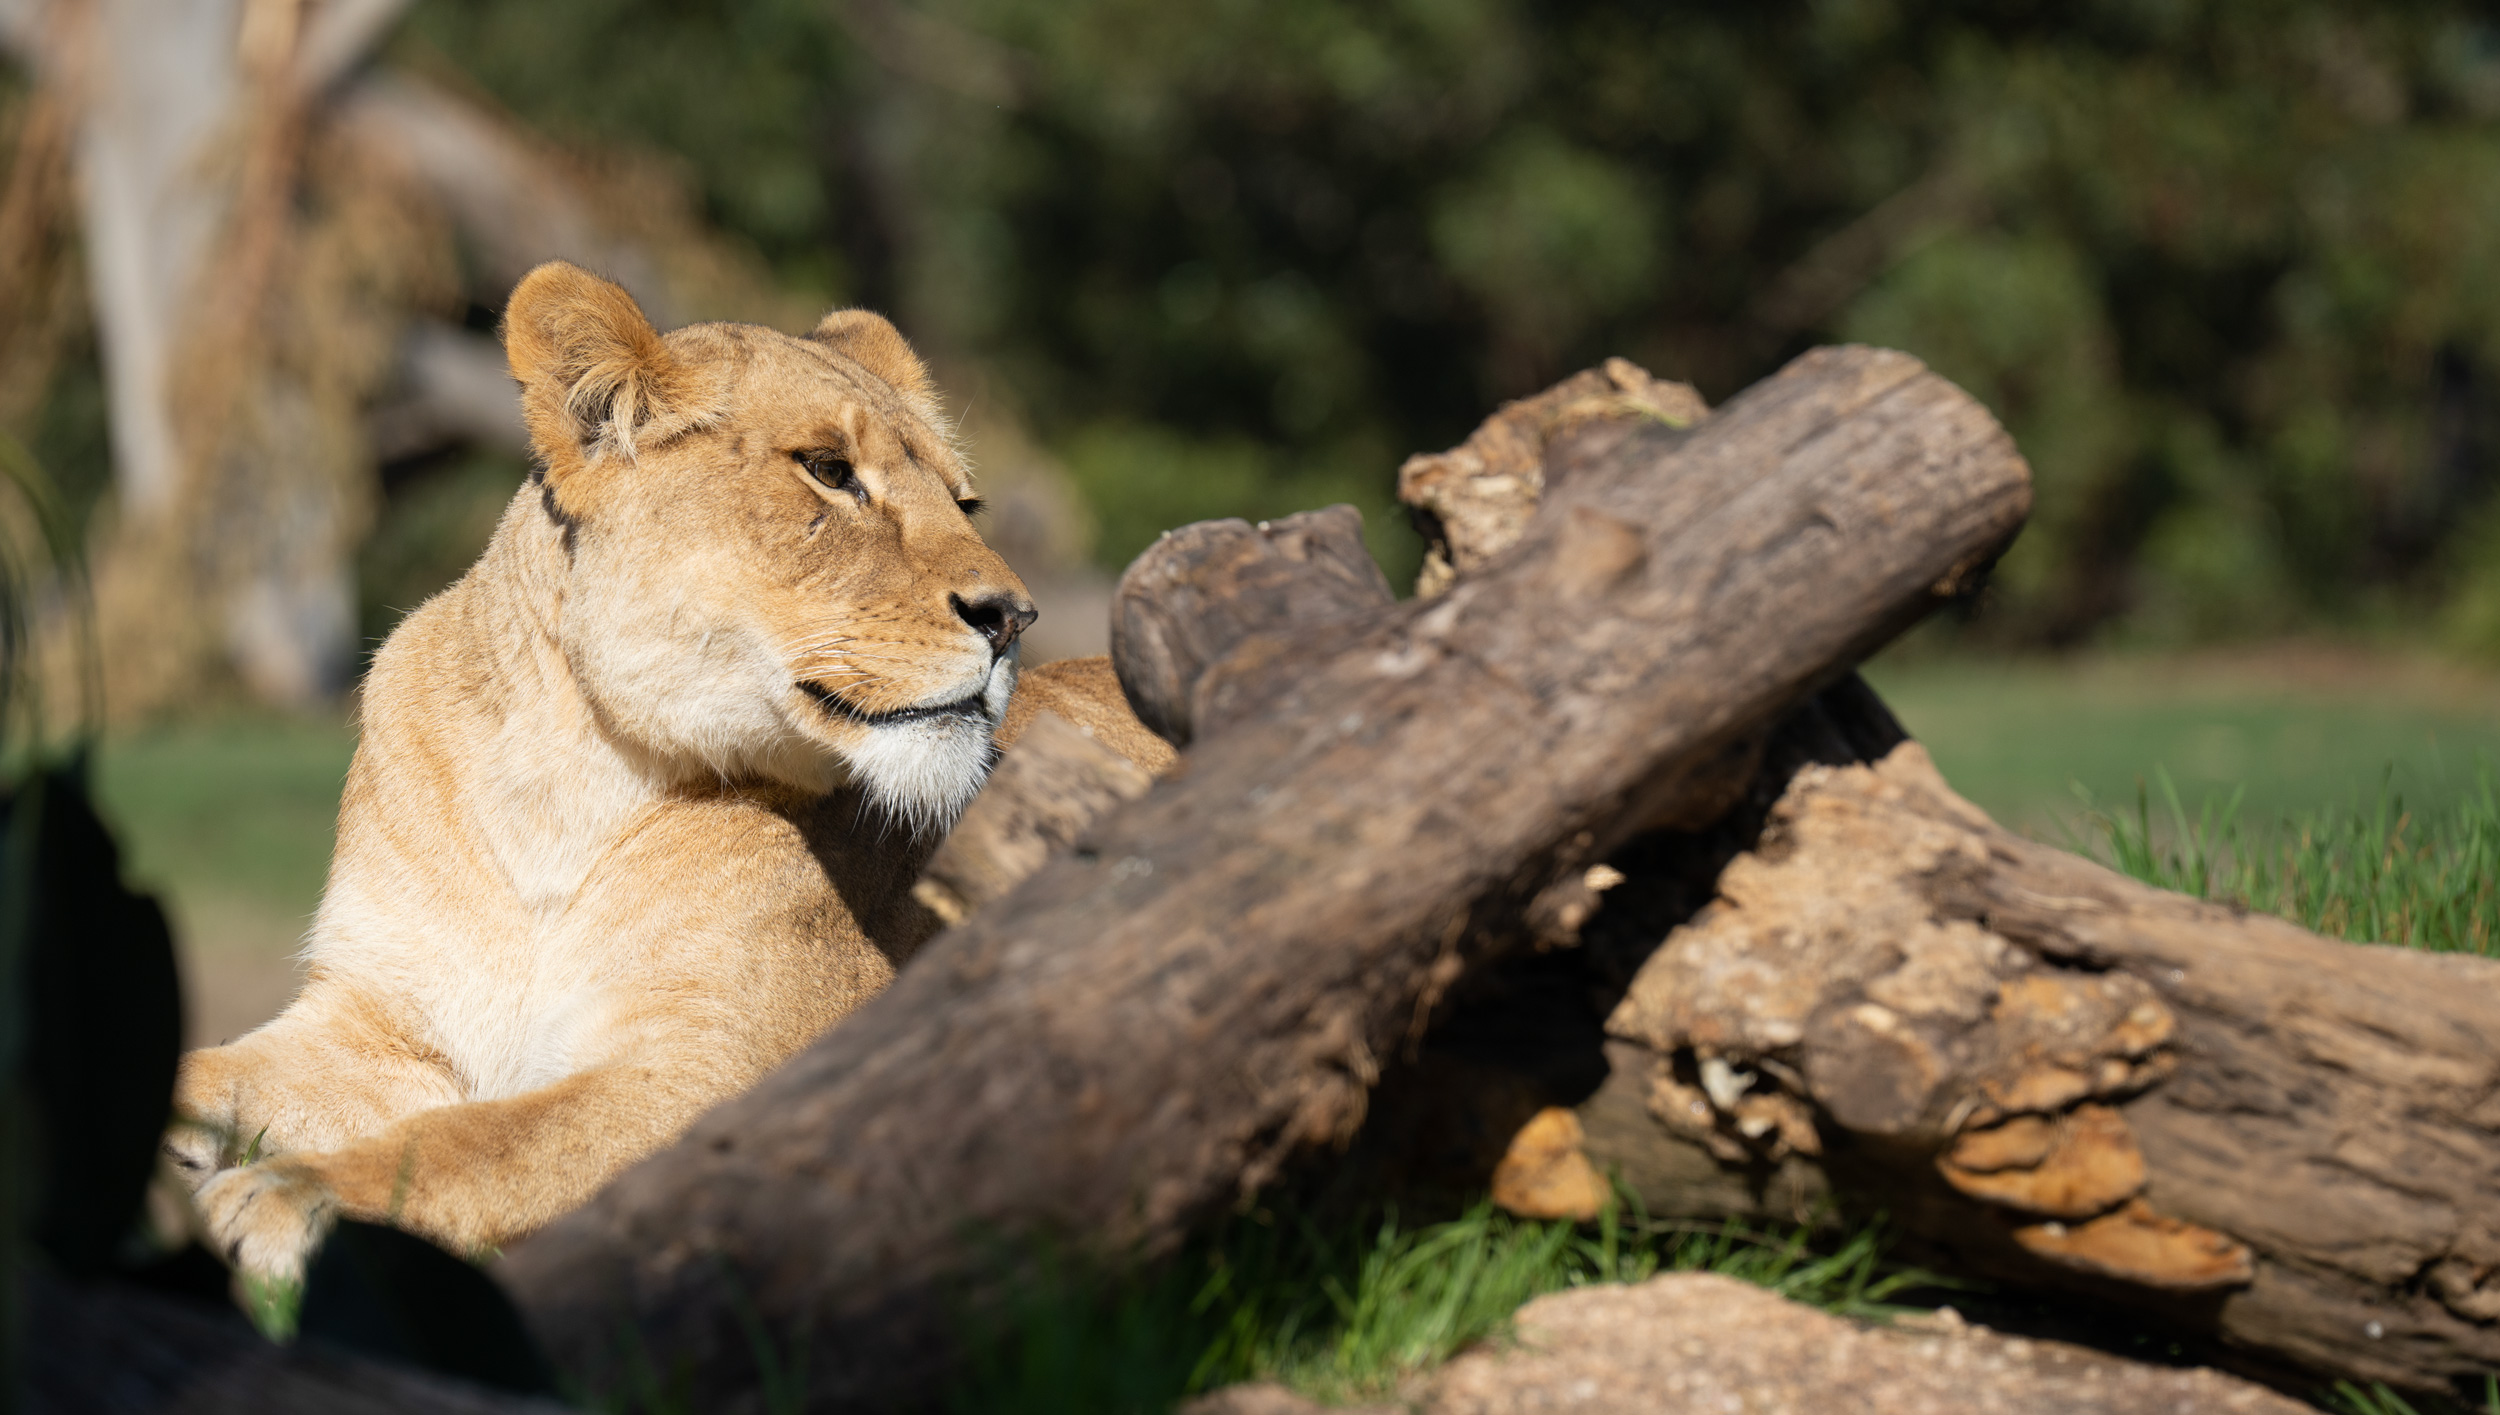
[912,709,1156,926]
[494,345,2033,1410]
[913,655,1183,924]
[921,510,1383,921]
[1371,374,2500,1394]
[1561,744,2500,1395]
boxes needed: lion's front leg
[196,1057,738,1280]
[168,983,465,1191]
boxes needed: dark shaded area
[300,1222,560,1399]
[27,1271,562,1414]
[5,758,182,1279]
[1,755,559,1409]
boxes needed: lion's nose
[951,592,1038,657]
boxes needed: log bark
[494,346,2033,1410]
[1398,357,1708,599]
[912,708,1155,925]
[1109,503,1394,747]
[1552,741,2500,1395]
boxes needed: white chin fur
[841,650,1018,834]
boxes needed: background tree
[12,0,2500,711]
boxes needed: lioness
[168,261,1164,1278]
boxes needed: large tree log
[912,709,1156,925]
[1520,740,2500,1395]
[494,346,2032,1410]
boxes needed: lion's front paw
[196,1158,340,1283]
[161,1116,231,1191]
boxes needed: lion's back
[997,656,1177,778]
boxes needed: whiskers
[783,630,965,717]
[775,617,1008,832]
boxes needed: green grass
[2080,768,2500,956]
[1867,651,2500,831]
[948,1200,1935,1413]
[2329,1376,2500,1415]
[89,714,354,944]
[237,1270,304,1342]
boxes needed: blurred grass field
[1866,645,2500,830]
[90,646,2500,1043]
[93,714,354,1045]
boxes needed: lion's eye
[956,497,986,519]
[796,450,864,501]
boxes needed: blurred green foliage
[356,454,526,647]
[401,1,2500,639]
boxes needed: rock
[1422,1274,2306,1415]
[1176,1383,1393,1415]
[1187,1274,2307,1415]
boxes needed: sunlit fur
[160,262,1084,1279]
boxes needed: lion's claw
[195,1159,340,1283]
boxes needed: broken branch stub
[1400,356,1709,598]
[496,346,2033,1411]
[1109,504,1395,747]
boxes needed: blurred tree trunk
[2,0,421,717]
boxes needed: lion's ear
[809,308,939,413]
[503,262,711,483]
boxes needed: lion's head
[501,261,1035,830]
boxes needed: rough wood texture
[1108,504,1394,746]
[494,346,2033,1411]
[916,656,1178,926]
[913,709,1155,925]
[1341,672,1909,1219]
[1399,357,1707,597]
[1577,741,2500,1394]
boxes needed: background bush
[393,0,2500,645]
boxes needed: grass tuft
[2078,763,2500,956]
[236,1270,302,1341]
[2326,1375,2500,1415]
[950,1197,1936,1412]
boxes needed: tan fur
[163,262,1138,1278]
[994,656,1178,775]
